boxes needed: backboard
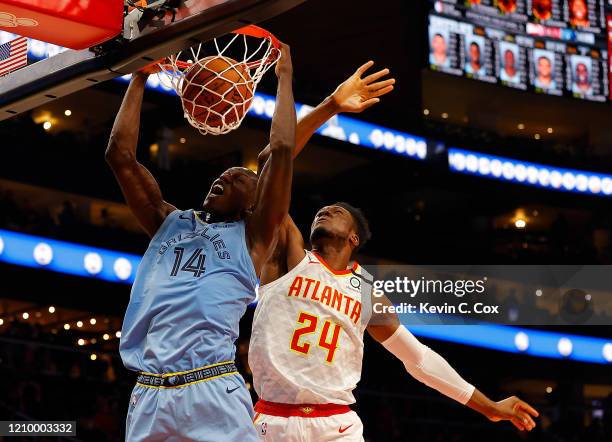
[0,0,305,122]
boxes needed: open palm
[330,61,395,113]
[488,396,539,431]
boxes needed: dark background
[0,0,610,440]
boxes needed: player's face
[432,35,446,56]
[499,0,516,12]
[571,0,587,20]
[538,57,551,78]
[310,205,356,247]
[576,63,589,83]
[470,44,481,63]
[202,167,257,217]
[504,50,515,70]
[534,0,552,18]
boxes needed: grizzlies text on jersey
[120,209,258,374]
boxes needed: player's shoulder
[158,209,219,236]
[163,208,196,227]
[176,208,194,220]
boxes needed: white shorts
[253,410,364,442]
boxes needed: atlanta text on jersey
[287,276,362,325]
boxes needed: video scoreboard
[428,0,612,102]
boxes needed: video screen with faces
[530,45,565,95]
[427,0,610,102]
[564,0,606,32]
[496,38,530,89]
[528,0,566,25]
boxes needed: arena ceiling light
[0,229,139,284]
[409,324,612,365]
[248,93,429,161]
[448,147,612,197]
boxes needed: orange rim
[170,24,280,72]
[233,24,281,49]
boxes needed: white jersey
[249,251,372,405]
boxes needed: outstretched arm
[247,44,296,274]
[257,62,395,282]
[367,297,538,431]
[105,71,175,237]
[257,61,395,170]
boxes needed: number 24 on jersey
[290,311,342,364]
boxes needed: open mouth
[210,182,225,196]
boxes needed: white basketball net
[159,26,280,135]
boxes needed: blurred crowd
[0,321,128,441]
[2,177,612,265]
[0,186,146,254]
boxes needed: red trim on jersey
[254,400,351,418]
[312,252,359,276]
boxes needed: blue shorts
[126,372,259,442]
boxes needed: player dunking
[106,45,295,441]
[249,62,539,441]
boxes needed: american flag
[0,36,28,77]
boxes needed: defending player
[249,62,539,441]
[105,45,295,441]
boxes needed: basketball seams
[180,55,254,129]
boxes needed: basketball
[181,56,254,129]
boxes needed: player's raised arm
[257,61,395,170]
[247,44,296,274]
[367,296,539,432]
[259,215,305,285]
[105,71,176,238]
[256,61,395,282]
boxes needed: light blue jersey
[120,209,259,441]
[120,209,258,373]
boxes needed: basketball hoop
[159,24,281,135]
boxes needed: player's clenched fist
[275,43,293,78]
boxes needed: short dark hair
[333,202,372,251]
[239,167,258,180]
